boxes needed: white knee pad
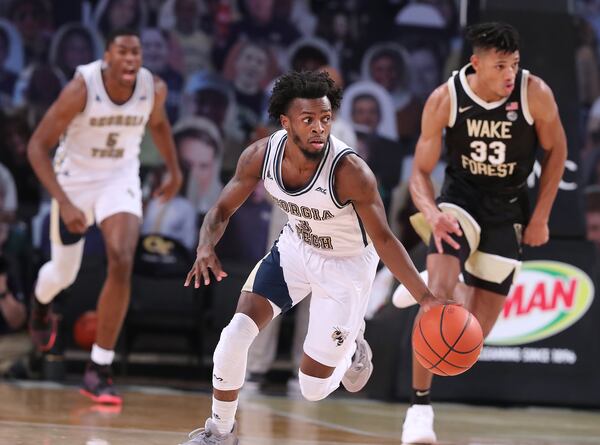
[298,370,336,402]
[212,313,259,391]
[35,242,84,304]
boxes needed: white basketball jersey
[54,60,154,184]
[263,130,371,257]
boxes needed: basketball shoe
[179,419,238,444]
[80,361,122,405]
[28,297,58,352]
[341,323,373,392]
[401,404,437,444]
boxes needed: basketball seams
[414,345,451,376]
[441,307,482,354]
[413,305,483,376]
[415,320,451,375]
[417,317,469,371]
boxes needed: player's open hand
[427,211,462,254]
[184,245,228,288]
[523,219,549,247]
[59,201,87,234]
[154,168,183,202]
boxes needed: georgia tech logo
[331,326,349,346]
[142,235,174,256]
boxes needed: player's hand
[427,211,462,253]
[523,219,549,247]
[59,201,87,234]
[184,245,228,288]
[154,168,183,202]
[419,291,461,313]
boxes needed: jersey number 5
[470,140,506,165]
[106,132,119,148]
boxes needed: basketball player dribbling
[402,22,567,443]
[178,70,449,444]
[28,28,182,405]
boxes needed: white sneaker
[392,271,466,309]
[401,404,437,444]
[179,418,238,444]
[392,271,426,308]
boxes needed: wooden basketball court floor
[1,381,599,445]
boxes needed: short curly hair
[466,22,520,54]
[268,71,343,121]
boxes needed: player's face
[281,97,333,161]
[105,36,142,87]
[472,49,520,99]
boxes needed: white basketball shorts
[242,224,379,367]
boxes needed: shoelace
[186,427,219,444]
[190,428,212,439]
[188,427,205,438]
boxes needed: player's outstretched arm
[409,84,462,253]
[524,76,568,246]
[184,138,267,288]
[27,76,88,234]
[335,155,443,311]
[148,76,183,202]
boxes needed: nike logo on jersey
[459,105,473,113]
[266,170,273,179]
[315,186,327,194]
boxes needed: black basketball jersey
[444,64,538,192]
[440,64,538,224]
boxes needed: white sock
[211,397,238,435]
[91,344,115,366]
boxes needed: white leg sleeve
[35,241,85,304]
[246,315,281,375]
[212,313,260,391]
[298,341,355,402]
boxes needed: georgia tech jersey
[54,60,154,184]
[262,130,371,256]
[444,64,538,191]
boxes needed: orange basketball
[413,305,483,376]
[73,311,97,351]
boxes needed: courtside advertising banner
[430,240,600,407]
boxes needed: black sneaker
[79,362,122,405]
[28,297,58,352]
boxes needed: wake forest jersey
[441,64,538,224]
[262,130,371,257]
[54,60,154,184]
[445,64,537,191]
